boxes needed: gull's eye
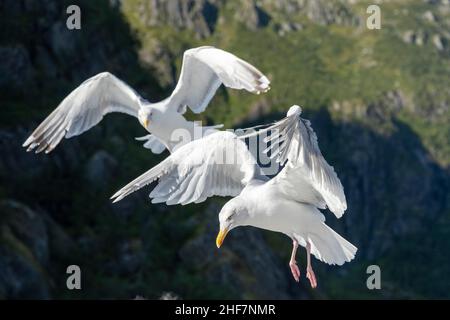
[226,212,235,222]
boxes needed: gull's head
[216,198,249,248]
[138,107,155,130]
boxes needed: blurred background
[1,0,449,299]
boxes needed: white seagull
[111,105,357,288]
[22,46,270,154]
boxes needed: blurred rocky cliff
[0,0,449,299]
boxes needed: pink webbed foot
[306,266,317,288]
[289,261,301,282]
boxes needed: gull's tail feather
[302,224,357,266]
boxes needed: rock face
[241,96,450,262]
[130,0,359,38]
[322,113,449,259]
[84,150,118,189]
[135,0,220,38]
[233,1,271,31]
[0,46,33,88]
[297,0,359,26]
[0,0,162,96]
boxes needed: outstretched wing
[111,131,259,205]
[247,105,347,218]
[23,72,143,154]
[168,46,270,114]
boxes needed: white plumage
[111,105,357,288]
[23,46,270,154]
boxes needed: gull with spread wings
[111,105,357,288]
[23,46,270,154]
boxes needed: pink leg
[306,241,317,288]
[289,239,301,282]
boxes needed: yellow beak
[216,228,229,248]
[143,119,150,128]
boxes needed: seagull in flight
[23,46,270,154]
[111,105,357,288]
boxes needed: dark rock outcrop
[1,0,449,300]
[0,200,74,299]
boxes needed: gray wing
[23,72,143,154]
[244,105,347,218]
[168,46,270,114]
[111,131,259,205]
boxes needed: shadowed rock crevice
[2,100,447,298]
